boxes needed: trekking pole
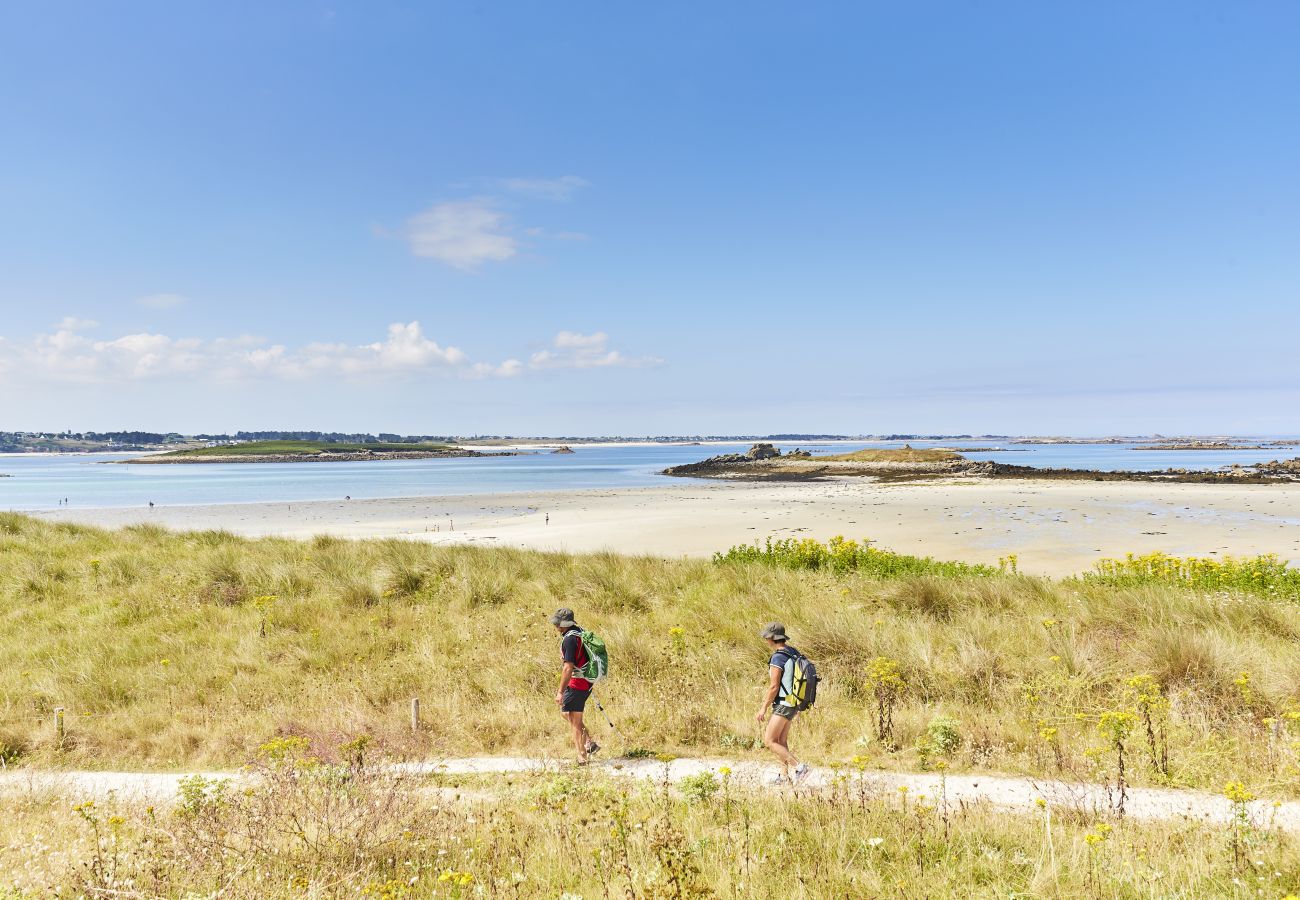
[593,698,624,739]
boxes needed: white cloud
[406,199,517,271]
[136,293,190,309]
[529,331,661,370]
[403,176,590,269]
[497,175,589,202]
[0,320,657,385]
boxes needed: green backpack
[574,629,609,683]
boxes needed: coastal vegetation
[2,515,1300,893]
[2,514,1298,796]
[5,754,1298,896]
[713,535,1003,578]
[1086,551,1300,602]
[811,447,961,463]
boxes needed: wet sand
[30,477,1300,576]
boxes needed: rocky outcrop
[1255,457,1300,475]
[746,443,780,460]
[551,446,576,454]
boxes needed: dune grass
[811,447,961,463]
[155,440,453,457]
[4,753,1298,897]
[1,513,1298,805]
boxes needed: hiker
[756,622,811,784]
[550,607,599,764]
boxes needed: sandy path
[32,477,1300,575]
[2,757,1295,833]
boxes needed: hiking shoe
[792,763,811,785]
[767,772,790,786]
[585,741,600,755]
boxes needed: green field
[156,439,455,458]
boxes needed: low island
[119,440,521,464]
[664,443,1300,484]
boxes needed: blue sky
[1,2,1297,435]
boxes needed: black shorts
[561,687,591,713]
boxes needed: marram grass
[0,514,1299,803]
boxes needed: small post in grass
[410,697,420,732]
[54,707,65,748]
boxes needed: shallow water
[1,440,1295,511]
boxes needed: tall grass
[3,743,1297,897]
[0,514,1298,801]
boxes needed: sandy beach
[31,476,1300,576]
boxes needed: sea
[1,440,1296,512]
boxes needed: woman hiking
[756,622,811,785]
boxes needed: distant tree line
[0,430,181,444]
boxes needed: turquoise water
[1,440,1294,511]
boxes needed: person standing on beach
[550,607,599,764]
[756,622,811,784]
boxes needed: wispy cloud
[0,320,655,384]
[529,331,662,370]
[136,293,189,310]
[405,198,518,271]
[496,175,589,202]
[403,175,589,270]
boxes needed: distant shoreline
[118,448,522,465]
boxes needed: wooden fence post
[410,697,420,732]
[54,707,65,748]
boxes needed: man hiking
[550,607,599,765]
[756,622,811,785]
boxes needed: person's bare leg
[568,712,589,762]
[764,714,798,774]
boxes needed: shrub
[1085,552,1300,602]
[678,771,721,804]
[713,536,1000,578]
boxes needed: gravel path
[3,756,1295,833]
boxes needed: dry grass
[2,755,1298,897]
[812,448,961,463]
[0,513,1298,801]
